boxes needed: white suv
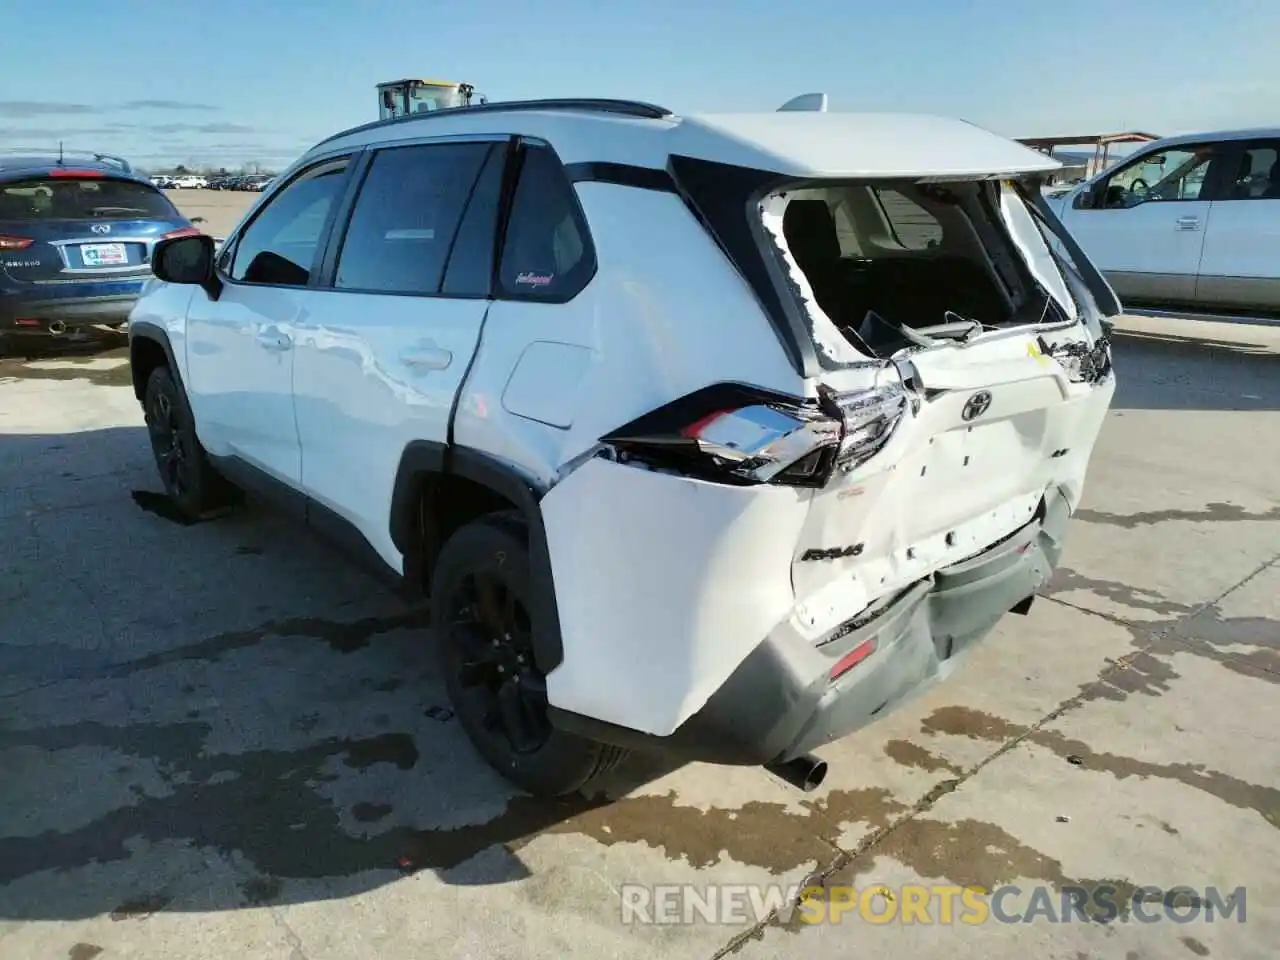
[128,98,1118,797]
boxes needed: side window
[441,143,506,297]
[229,158,349,286]
[870,188,943,250]
[1224,141,1280,200]
[1096,145,1220,208]
[497,145,595,301]
[334,142,493,295]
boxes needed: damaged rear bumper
[548,485,1072,766]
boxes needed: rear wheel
[431,515,628,797]
[143,365,235,521]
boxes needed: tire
[142,365,236,521]
[431,515,629,797]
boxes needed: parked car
[170,175,207,189]
[128,98,1118,797]
[1050,127,1280,312]
[0,154,202,344]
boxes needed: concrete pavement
[0,312,1276,960]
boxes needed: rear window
[0,177,178,221]
[766,180,1065,361]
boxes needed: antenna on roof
[777,93,828,112]
[58,140,64,165]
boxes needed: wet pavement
[0,314,1276,959]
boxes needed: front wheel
[431,515,628,797]
[143,365,235,521]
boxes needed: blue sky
[1,0,1276,170]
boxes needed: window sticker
[514,271,554,287]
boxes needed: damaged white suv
[128,97,1118,797]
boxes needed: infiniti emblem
[961,390,992,421]
[90,223,111,234]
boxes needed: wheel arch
[390,441,564,673]
[128,321,183,403]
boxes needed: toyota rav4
[128,98,1118,797]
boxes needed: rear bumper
[0,293,139,332]
[549,485,1071,765]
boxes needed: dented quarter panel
[451,181,805,488]
[540,456,813,735]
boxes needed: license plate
[81,243,128,267]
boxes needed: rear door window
[333,141,494,295]
[0,177,179,221]
[1223,140,1280,200]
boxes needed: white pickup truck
[1050,127,1280,313]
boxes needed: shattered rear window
[760,179,1071,364]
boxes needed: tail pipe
[764,753,828,792]
[48,319,67,336]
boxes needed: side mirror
[152,234,221,300]
[1074,190,1094,209]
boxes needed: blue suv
[0,152,199,344]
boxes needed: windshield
[0,176,178,221]
[407,83,465,113]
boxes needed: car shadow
[0,326,128,362]
[0,424,683,921]
[1109,328,1279,412]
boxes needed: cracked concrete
[1,293,1277,960]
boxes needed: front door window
[1100,146,1217,208]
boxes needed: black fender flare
[390,441,564,673]
[127,320,184,402]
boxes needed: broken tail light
[602,382,907,488]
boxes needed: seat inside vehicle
[778,181,1044,356]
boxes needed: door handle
[1175,216,1200,231]
[254,329,292,351]
[400,346,452,370]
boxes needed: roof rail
[315,97,674,148]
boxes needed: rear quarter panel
[451,181,805,488]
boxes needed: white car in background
[1051,127,1280,312]
[171,175,207,189]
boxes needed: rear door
[788,182,1116,618]
[0,173,188,294]
[292,137,507,572]
[1194,137,1280,311]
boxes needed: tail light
[601,382,908,488]
[161,226,203,240]
[0,235,33,250]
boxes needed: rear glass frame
[0,176,181,222]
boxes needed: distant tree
[173,163,190,175]
[241,160,264,175]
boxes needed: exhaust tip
[48,319,67,335]
[764,754,829,792]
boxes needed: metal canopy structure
[1017,131,1160,179]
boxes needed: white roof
[308,104,1061,180]
[1147,126,1280,149]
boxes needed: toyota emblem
[961,390,992,421]
[90,223,111,234]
